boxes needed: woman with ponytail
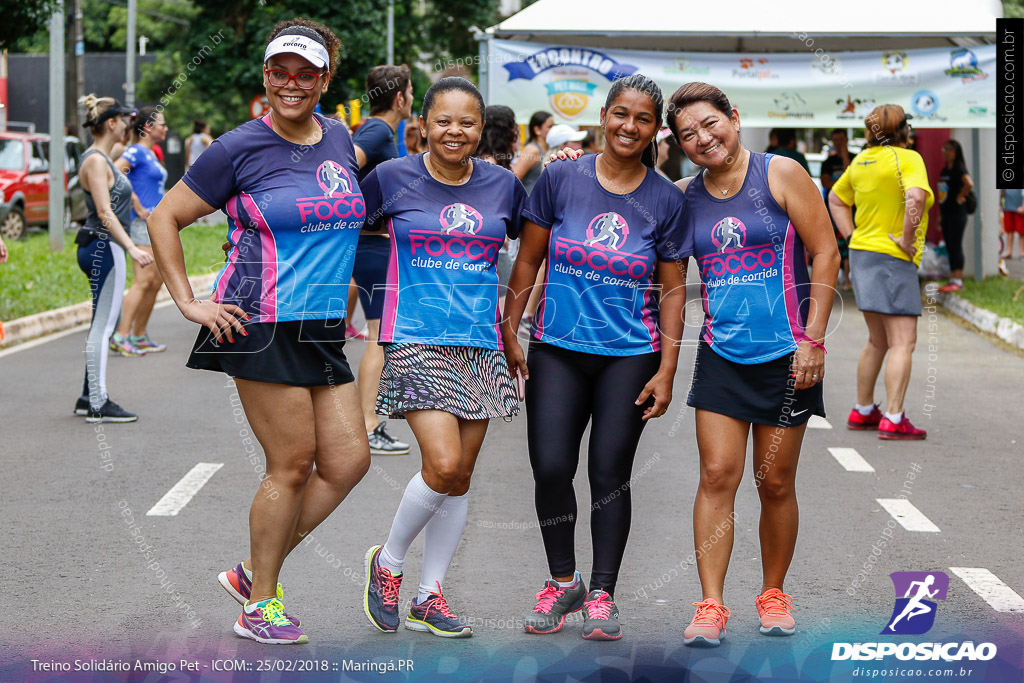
[502,74,691,640]
[73,94,149,423]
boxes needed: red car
[0,132,87,240]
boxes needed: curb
[0,272,218,349]
[932,287,1024,350]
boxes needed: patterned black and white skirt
[376,343,520,420]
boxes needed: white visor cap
[264,34,330,71]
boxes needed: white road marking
[950,567,1024,613]
[876,498,941,532]
[828,447,875,472]
[807,416,832,429]
[147,463,224,516]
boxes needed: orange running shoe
[683,598,730,647]
[756,588,795,636]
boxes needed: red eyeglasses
[264,67,323,90]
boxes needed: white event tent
[480,0,1002,277]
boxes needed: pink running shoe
[878,415,927,440]
[756,588,795,636]
[847,404,883,430]
[683,598,731,647]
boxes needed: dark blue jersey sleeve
[181,140,236,210]
[360,165,386,232]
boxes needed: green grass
[954,277,1024,326]
[0,224,228,321]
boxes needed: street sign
[250,94,270,119]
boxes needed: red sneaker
[878,416,927,440]
[847,405,883,430]
[938,282,963,293]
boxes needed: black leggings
[941,206,968,272]
[525,340,660,598]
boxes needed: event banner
[489,39,996,128]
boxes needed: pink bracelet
[800,334,827,354]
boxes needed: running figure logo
[585,212,629,250]
[439,203,483,235]
[316,160,351,197]
[881,571,949,635]
[711,216,747,253]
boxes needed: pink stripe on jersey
[781,221,804,344]
[534,258,551,340]
[700,279,714,345]
[215,196,246,303]
[238,193,278,320]
[639,282,660,353]
[381,218,400,341]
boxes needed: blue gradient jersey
[120,143,167,218]
[683,152,811,364]
[183,114,365,322]
[524,154,691,356]
[362,154,526,349]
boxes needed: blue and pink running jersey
[361,154,526,349]
[683,152,812,364]
[523,154,691,356]
[183,114,365,322]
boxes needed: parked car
[0,133,87,240]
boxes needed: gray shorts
[849,248,922,316]
[129,217,151,246]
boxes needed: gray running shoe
[524,573,586,634]
[368,421,411,455]
[581,589,621,640]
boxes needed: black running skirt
[686,341,824,427]
[186,318,354,387]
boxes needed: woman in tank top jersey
[669,82,839,647]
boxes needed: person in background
[513,110,554,194]
[404,116,423,155]
[1001,188,1024,260]
[351,63,415,456]
[185,119,213,170]
[769,129,810,174]
[110,107,169,356]
[474,104,521,298]
[936,139,974,293]
[0,234,7,264]
[545,123,586,153]
[820,129,856,290]
[655,127,673,180]
[829,104,933,441]
[580,128,603,155]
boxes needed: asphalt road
[1,289,1022,682]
